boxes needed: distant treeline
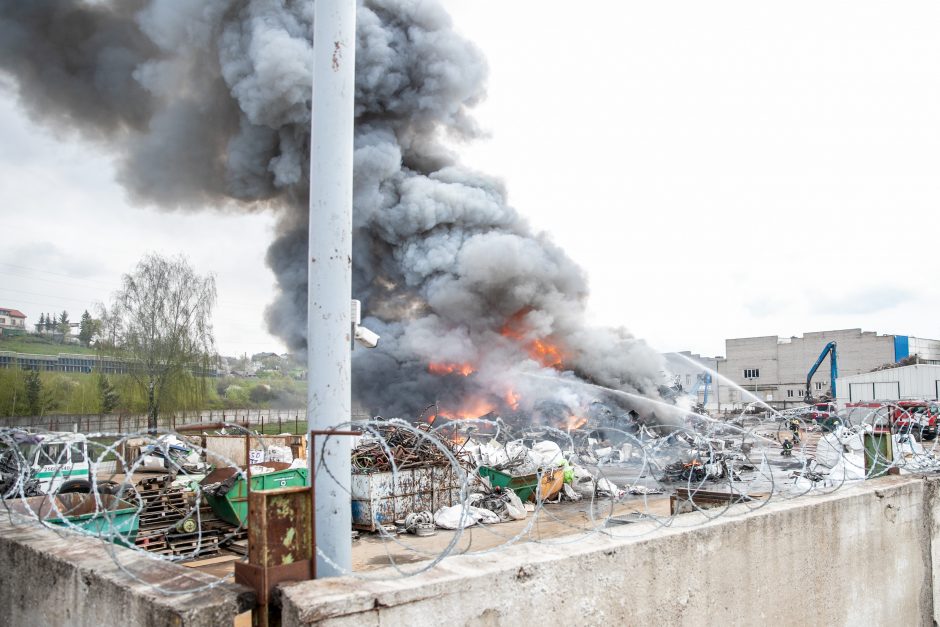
[0,367,306,418]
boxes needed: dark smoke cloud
[0,0,665,419]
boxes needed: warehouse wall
[837,364,940,404]
[281,476,939,626]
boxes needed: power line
[0,262,117,288]
[0,286,102,305]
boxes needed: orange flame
[565,415,588,431]
[531,338,564,368]
[505,389,521,411]
[435,397,496,420]
[500,308,566,369]
[428,362,475,376]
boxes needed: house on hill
[0,308,27,335]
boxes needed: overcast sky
[1,1,938,358]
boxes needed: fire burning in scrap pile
[0,0,666,430]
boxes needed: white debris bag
[503,488,527,520]
[530,441,565,467]
[434,505,500,530]
[561,483,582,501]
[826,452,866,482]
[479,440,511,468]
[595,477,619,496]
[594,446,613,459]
[571,465,596,497]
[815,433,844,469]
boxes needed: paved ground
[351,495,672,572]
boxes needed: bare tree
[108,254,217,431]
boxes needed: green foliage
[0,368,25,416]
[25,370,42,415]
[98,373,119,414]
[224,384,249,405]
[78,310,100,347]
[0,368,306,418]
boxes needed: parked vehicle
[892,401,939,441]
[2,432,90,495]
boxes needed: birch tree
[109,254,217,431]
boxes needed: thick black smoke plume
[0,0,665,420]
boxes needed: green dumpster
[478,466,540,501]
[201,462,308,526]
[7,493,139,546]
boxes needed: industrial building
[0,351,218,377]
[710,329,940,410]
[836,364,940,404]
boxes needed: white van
[19,432,91,494]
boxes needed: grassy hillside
[0,334,99,356]
[0,366,306,418]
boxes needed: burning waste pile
[346,414,774,536]
[348,419,634,534]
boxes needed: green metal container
[863,430,894,478]
[478,466,539,501]
[202,463,308,526]
[7,493,139,546]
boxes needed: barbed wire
[1,399,938,596]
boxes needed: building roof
[0,308,26,318]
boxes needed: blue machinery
[690,372,712,405]
[805,341,838,403]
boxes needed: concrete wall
[280,477,940,626]
[0,514,254,627]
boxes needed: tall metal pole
[308,0,355,578]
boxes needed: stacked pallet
[133,475,245,559]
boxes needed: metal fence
[1,409,305,433]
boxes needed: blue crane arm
[805,342,838,401]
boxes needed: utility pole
[307,0,356,578]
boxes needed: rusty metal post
[234,487,314,626]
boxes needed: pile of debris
[351,423,472,473]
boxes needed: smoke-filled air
[0,0,666,424]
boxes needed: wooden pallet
[132,475,252,560]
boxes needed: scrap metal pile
[351,423,473,473]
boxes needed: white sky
[2,1,939,358]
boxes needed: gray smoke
[0,0,665,421]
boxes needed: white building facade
[714,329,940,410]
